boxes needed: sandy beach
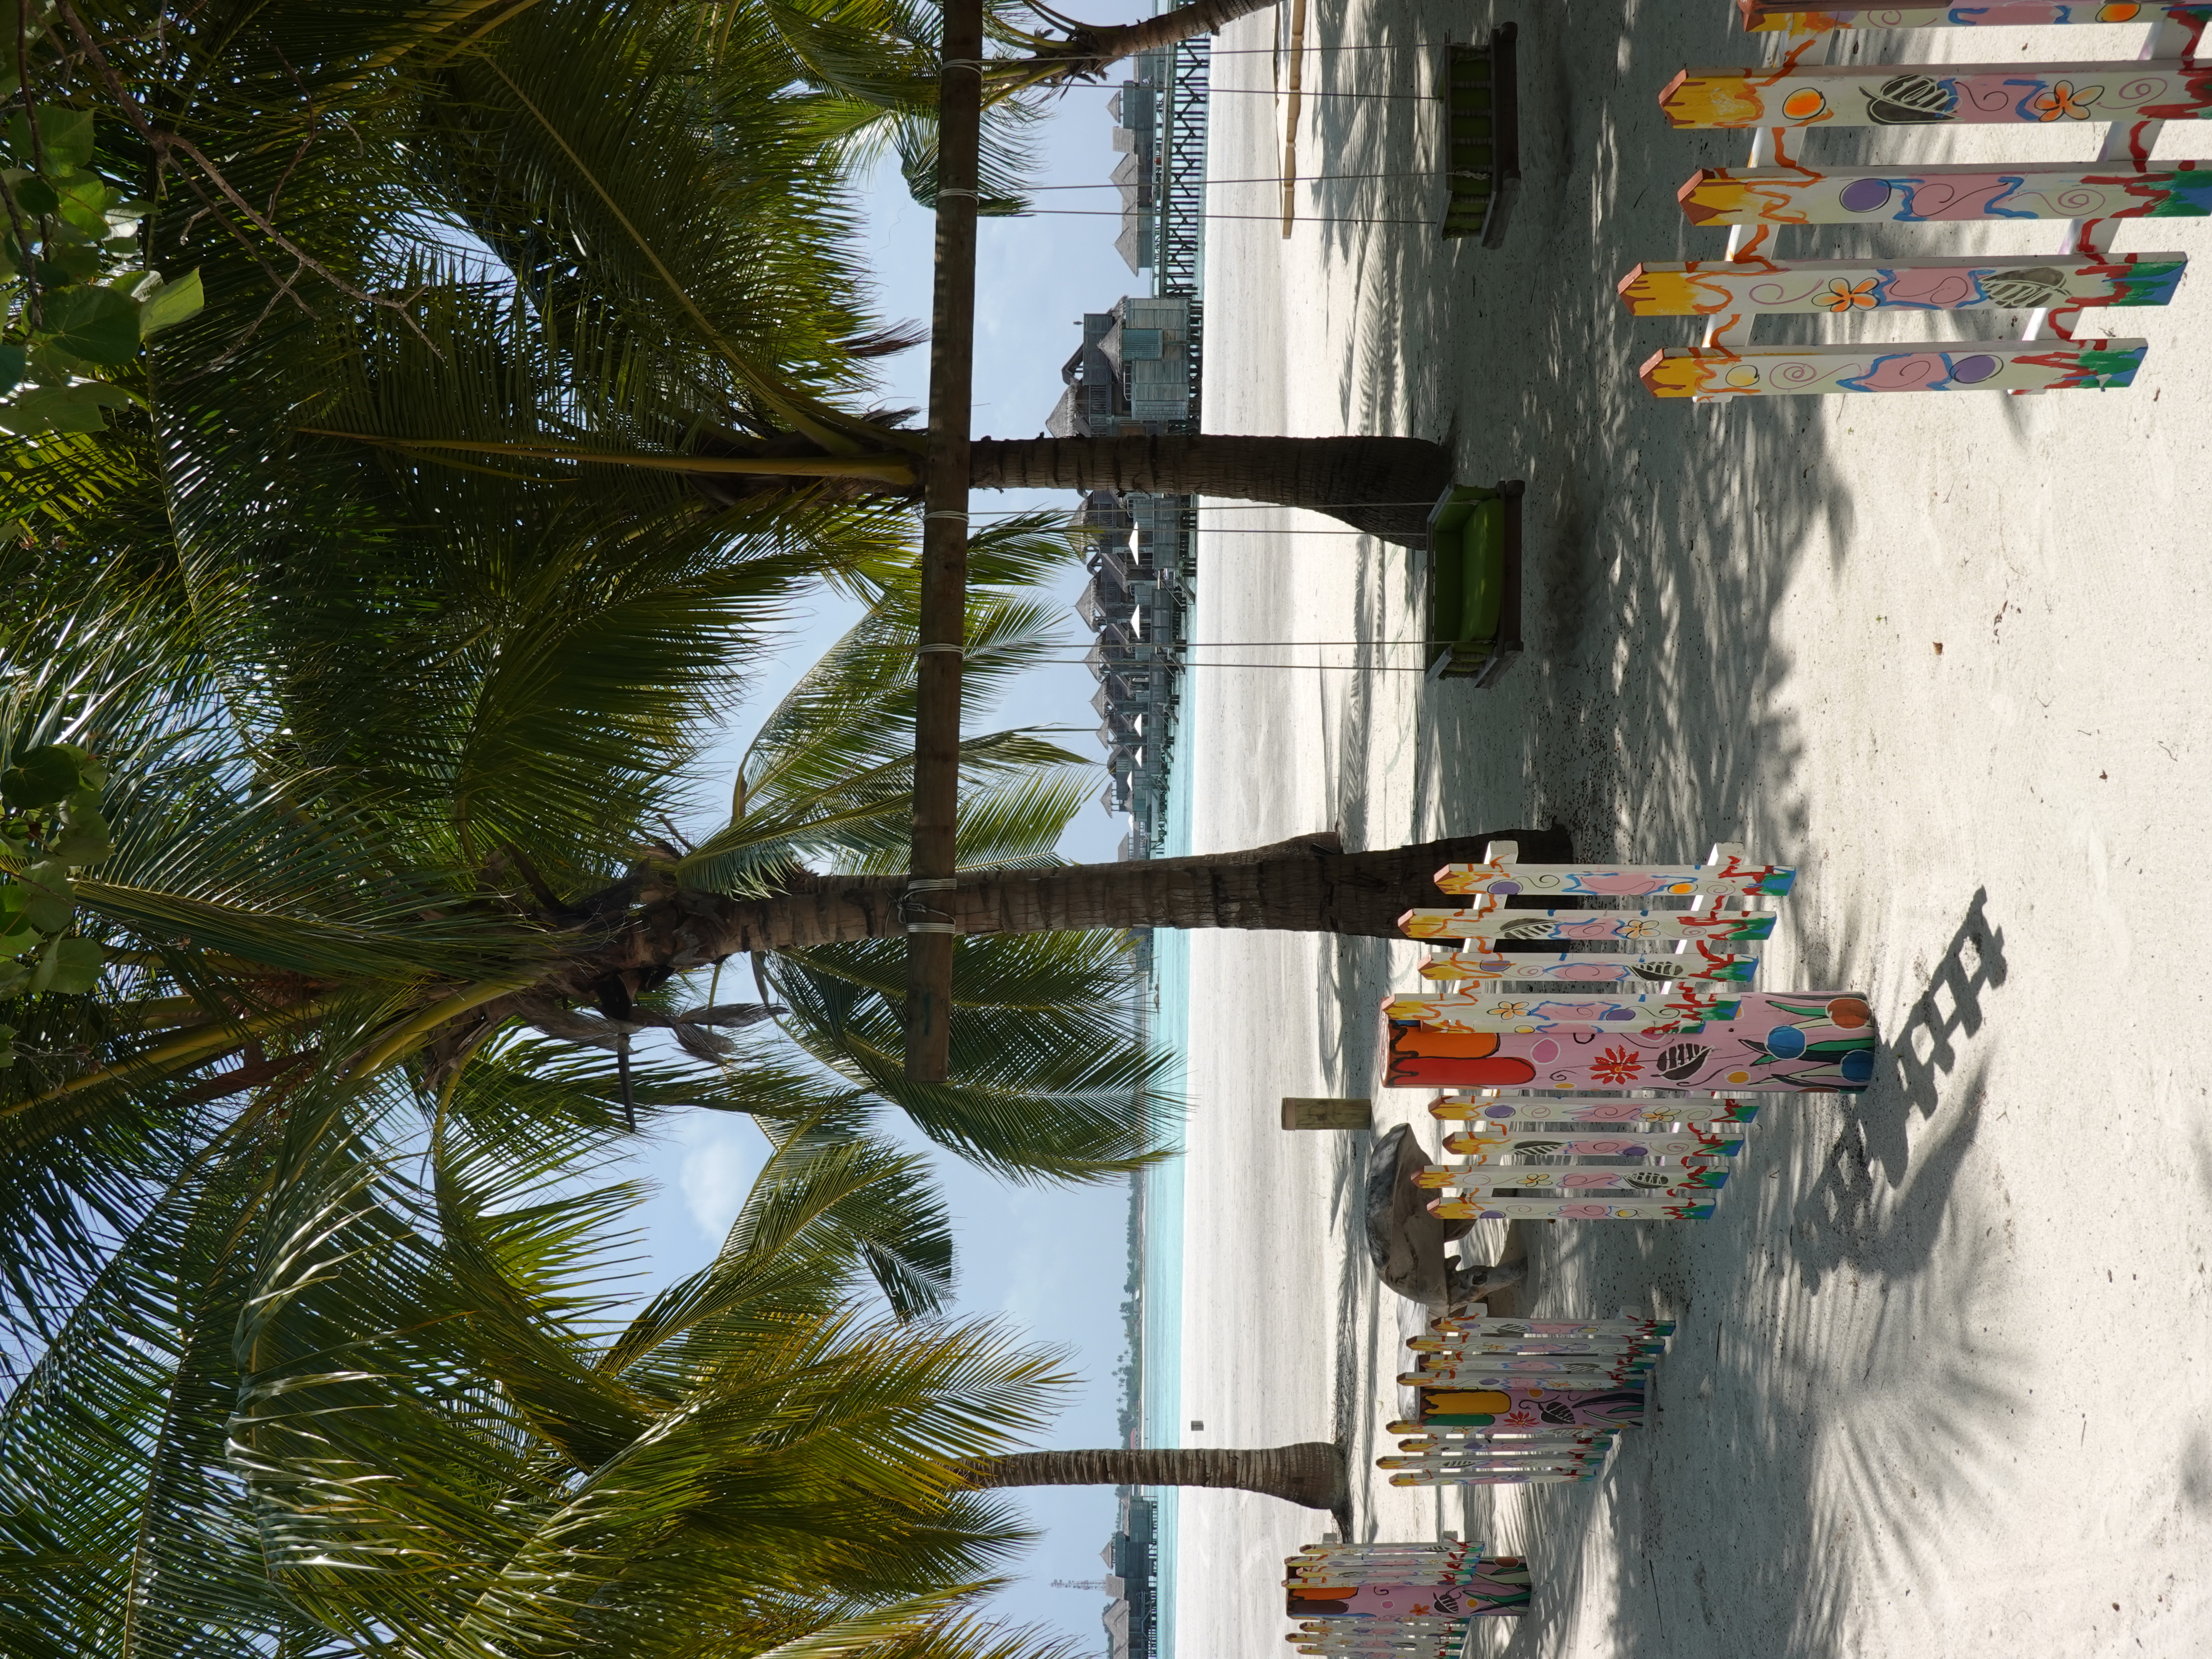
[1169,5,2212,1656]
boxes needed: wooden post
[1281,1096,1373,1130]
[905,0,985,1081]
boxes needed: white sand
[1171,6,2212,1656]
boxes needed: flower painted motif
[2031,80,2100,121]
[1589,1046,1645,1086]
[1820,277,1879,312]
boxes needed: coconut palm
[0,991,1096,1655]
[967,1442,1348,1511]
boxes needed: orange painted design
[1425,1390,1514,1415]
[2030,80,2101,121]
[1818,277,1880,312]
[1780,88,1827,122]
[1617,266,1739,316]
[1639,349,1716,398]
[1659,69,1767,128]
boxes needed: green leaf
[0,343,22,396]
[14,175,58,215]
[44,936,104,994]
[48,812,112,866]
[42,283,141,364]
[137,268,204,338]
[0,924,37,958]
[0,743,80,808]
[0,380,133,434]
[18,862,73,932]
[5,107,92,171]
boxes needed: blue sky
[617,29,1167,1652]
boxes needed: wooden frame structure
[1439,24,1521,244]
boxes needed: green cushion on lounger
[1458,498,1504,643]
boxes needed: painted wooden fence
[1388,844,1874,1216]
[1422,1094,1763,1218]
[1386,842,1876,1094]
[1624,4,2202,395]
[1374,1310,1674,1486]
[1284,1540,1532,1647]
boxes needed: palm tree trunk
[964,1442,1345,1509]
[1013,0,1280,83]
[970,435,1452,546]
[597,825,1569,972]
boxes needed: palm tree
[7,0,1179,1172]
[0,990,1097,1653]
[967,1442,1348,1511]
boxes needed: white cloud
[676,1118,764,1244]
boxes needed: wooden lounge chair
[1440,25,1521,246]
[1423,480,1523,686]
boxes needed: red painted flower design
[1589,1046,1645,1086]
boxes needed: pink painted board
[1739,1,2212,26]
[1678,161,2212,226]
[1641,339,2147,397]
[1660,60,2212,129]
[1620,253,2186,315]
[1431,843,1795,897]
[1387,993,1880,1091]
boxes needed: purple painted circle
[1949,353,2001,385]
[1489,880,1522,895]
[1532,1039,1560,1063]
[1839,176,1892,214]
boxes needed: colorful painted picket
[1640,338,2147,397]
[1283,1539,1530,1656]
[1431,840,1796,899]
[1738,0,2212,27]
[1404,1357,1662,1385]
[1619,253,2187,316]
[1418,1314,1680,1339]
[1432,1095,1764,1129]
[1659,60,2212,129]
[1374,1308,1672,1486]
[1385,992,1879,1092]
[1284,1555,1531,1619]
[1678,160,2212,226]
[1383,989,1738,1032]
[1419,943,1762,985]
[1398,901,1778,944]
[1440,1124,1749,1157]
